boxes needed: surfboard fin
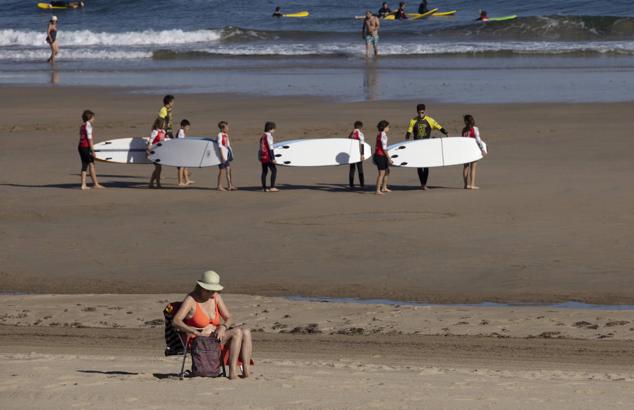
[283,161,291,165]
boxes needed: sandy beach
[1,85,633,408]
[1,294,634,409]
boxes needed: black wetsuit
[394,8,407,19]
[418,1,429,14]
[377,7,392,18]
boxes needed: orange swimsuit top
[184,296,221,328]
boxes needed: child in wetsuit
[348,120,366,189]
[461,114,487,190]
[259,122,279,192]
[147,117,167,188]
[374,120,393,195]
[77,109,104,190]
[273,6,282,17]
[216,121,237,191]
[176,119,192,186]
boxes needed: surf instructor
[405,104,448,190]
[362,11,380,58]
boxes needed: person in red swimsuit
[172,270,253,379]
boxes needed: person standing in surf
[462,114,487,190]
[216,121,237,192]
[77,110,104,190]
[147,117,168,189]
[348,121,366,190]
[46,16,59,64]
[405,104,448,190]
[158,95,175,138]
[374,120,392,195]
[362,11,380,58]
[259,122,279,192]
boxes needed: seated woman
[172,270,252,379]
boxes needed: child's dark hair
[152,117,165,130]
[180,119,190,127]
[377,120,390,131]
[82,110,94,122]
[354,120,363,129]
[462,114,475,134]
[416,103,426,112]
[264,121,276,132]
[163,95,175,105]
[218,120,228,130]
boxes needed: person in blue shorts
[362,11,380,57]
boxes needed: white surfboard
[148,138,223,168]
[93,137,152,164]
[273,138,372,166]
[388,137,483,167]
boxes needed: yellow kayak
[411,8,438,20]
[384,8,437,20]
[283,11,309,18]
[37,2,68,9]
[432,10,457,17]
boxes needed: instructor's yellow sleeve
[406,118,417,134]
[427,116,443,130]
[158,106,168,119]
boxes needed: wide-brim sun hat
[197,270,224,291]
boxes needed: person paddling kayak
[476,10,489,22]
[49,1,85,8]
[377,2,392,18]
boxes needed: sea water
[1,0,633,102]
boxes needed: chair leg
[179,345,188,380]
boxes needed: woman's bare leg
[88,164,104,188]
[239,328,252,377]
[227,328,243,379]
[463,164,469,188]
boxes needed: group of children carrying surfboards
[77,96,487,194]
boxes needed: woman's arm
[216,294,233,328]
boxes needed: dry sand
[1,294,634,409]
[1,86,633,303]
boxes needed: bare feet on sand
[94,184,105,189]
[80,185,90,190]
[217,187,228,192]
[420,186,428,190]
[229,185,238,191]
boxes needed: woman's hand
[200,325,215,337]
[215,325,226,342]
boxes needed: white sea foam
[0,49,152,60]
[0,29,222,47]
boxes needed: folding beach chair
[163,301,226,380]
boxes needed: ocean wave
[435,15,634,41]
[0,28,223,47]
[2,16,633,50]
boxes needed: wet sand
[1,86,633,303]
